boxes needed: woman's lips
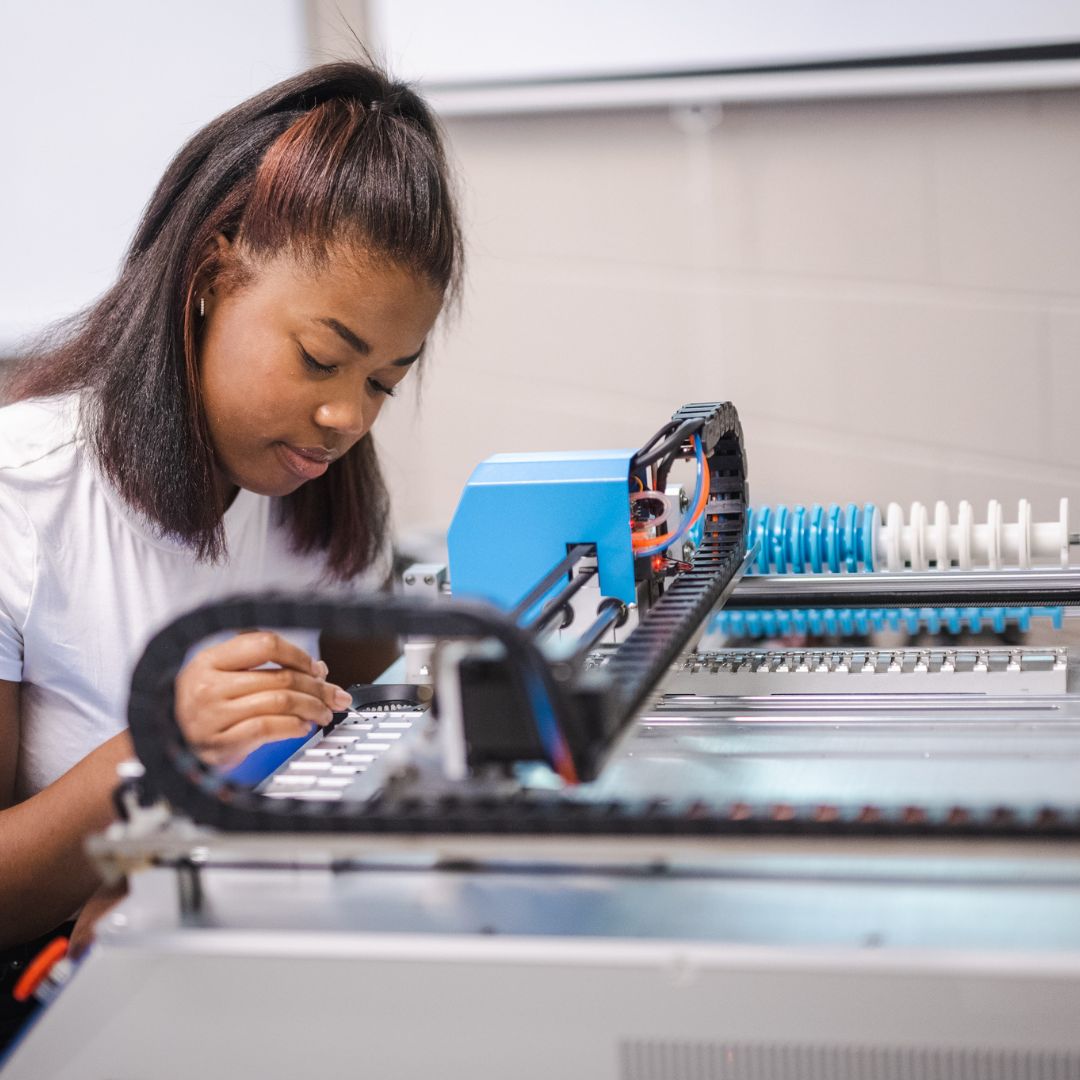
[276,442,333,481]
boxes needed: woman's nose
[315,396,370,437]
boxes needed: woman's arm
[0,680,132,949]
[0,632,351,950]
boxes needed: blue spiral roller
[711,606,1064,639]
[747,502,878,574]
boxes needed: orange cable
[13,937,68,1002]
[632,441,709,551]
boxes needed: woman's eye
[367,378,397,398]
[299,346,337,375]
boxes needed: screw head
[404,574,416,585]
[423,575,434,585]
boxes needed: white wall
[375,89,1080,540]
[6,2,1077,541]
[0,1,305,349]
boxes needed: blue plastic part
[808,505,824,573]
[709,606,1064,639]
[448,449,639,617]
[745,502,882,575]
[754,506,772,573]
[771,505,789,575]
[790,505,806,574]
[224,728,316,786]
[826,505,842,573]
[844,504,859,573]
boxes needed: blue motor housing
[447,449,638,619]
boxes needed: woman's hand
[175,631,352,767]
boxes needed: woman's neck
[214,469,240,511]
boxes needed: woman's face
[198,245,443,498]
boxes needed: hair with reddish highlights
[6,62,462,580]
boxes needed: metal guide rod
[525,566,597,635]
[566,600,624,668]
[511,542,596,624]
[724,567,1080,610]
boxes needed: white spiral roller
[876,498,1070,572]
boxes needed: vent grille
[618,1041,1080,1080]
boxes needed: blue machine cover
[447,449,638,618]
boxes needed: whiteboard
[372,0,1080,84]
[0,1,305,351]
[369,0,1080,114]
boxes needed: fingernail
[317,661,329,679]
[310,658,321,676]
[333,688,352,709]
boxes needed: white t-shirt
[0,394,385,800]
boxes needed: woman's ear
[208,233,232,295]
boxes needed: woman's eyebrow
[316,317,424,366]
[393,345,425,367]
[317,316,370,355]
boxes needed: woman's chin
[227,470,307,499]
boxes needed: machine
[6,400,1080,1079]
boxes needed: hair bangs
[240,99,460,298]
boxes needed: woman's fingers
[218,688,336,728]
[180,680,350,748]
[176,631,355,766]
[212,668,352,711]
[195,630,322,675]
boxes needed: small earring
[198,296,205,318]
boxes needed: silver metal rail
[725,567,1080,610]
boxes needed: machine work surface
[253,647,1080,821]
[90,850,1080,953]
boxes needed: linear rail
[725,567,1080,610]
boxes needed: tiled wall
[374,90,1080,541]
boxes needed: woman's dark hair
[6,62,462,580]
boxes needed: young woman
[0,60,461,989]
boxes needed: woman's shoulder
[0,394,82,480]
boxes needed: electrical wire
[634,435,708,557]
[631,418,682,465]
[631,418,702,471]
[635,434,705,548]
[509,546,595,783]
[524,668,578,783]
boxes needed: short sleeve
[0,483,37,682]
